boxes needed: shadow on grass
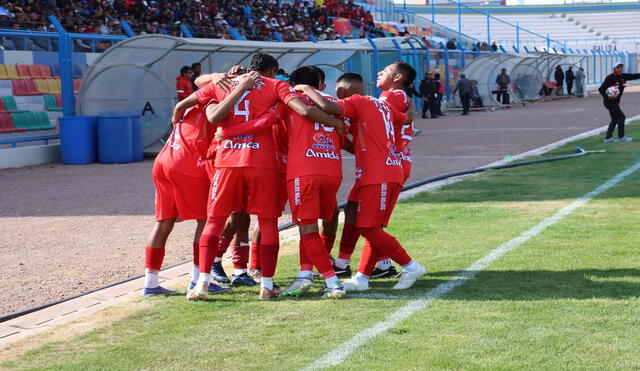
[345,269,640,301]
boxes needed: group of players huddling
[142,52,426,300]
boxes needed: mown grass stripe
[302,159,640,371]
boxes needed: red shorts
[355,182,401,228]
[347,182,359,203]
[278,173,288,211]
[208,167,282,218]
[287,175,341,223]
[153,161,209,221]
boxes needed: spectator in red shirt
[176,65,194,102]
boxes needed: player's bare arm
[215,110,280,140]
[405,98,415,124]
[171,93,199,124]
[286,97,345,136]
[194,66,249,89]
[205,72,262,125]
[293,84,343,116]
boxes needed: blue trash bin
[59,116,98,164]
[97,116,133,164]
[130,115,144,162]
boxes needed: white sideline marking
[302,160,640,371]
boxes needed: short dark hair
[250,52,279,73]
[393,61,416,90]
[337,72,363,85]
[434,73,440,79]
[289,66,320,89]
[180,66,192,75]
[276,68,286,75]
[310,66,325,84]
[191,62,201,69]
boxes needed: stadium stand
[565,12,640,40]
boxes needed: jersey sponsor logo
[223,140,260,149]
[312,133,336,150]
[305,148,340,160]
[380,183,388,211]
[385,156,402,166]
[166,130,181,150]
[355,167,363,179]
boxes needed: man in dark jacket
[554,65,564,95]
[598,63,640,142]
[453,74,473,115]
[495,68,510,105]
[419,72,438,118]
[565,66,575,95]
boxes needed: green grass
[3,125,640,370]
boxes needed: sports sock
[258,217,279,279]
[144,269,159,288]
[359,227,411,267]
[376,258,392,270]
[197,272,211,284]
[325,275,339,288]
[217,237,231,259]
[145,246,165,271]
[402,260,417,272]
[192,242,199,265]
[334,258,350,269]
[249,241,260,270]
[232,242,250,269]
[358,239,378,276]
[301,232,335,281]
[320,233,336,254]
[234,268,247,276]
[297,270,313,279]
[299,239,314,272]
[338,223,360,260]
[214,257,222,263]
[261,277,274,290]
[199,217,225,275]
[191,265,200,283]
[354,272,370,285]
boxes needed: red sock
[232,243,249,269]
[199,217,225,274]
[217,237,232,258]
[359,228,411,266]
[358,239,379,275]
[250,241,260,270]
[192,242,199,266]
[145,246,165,271]
[320,233,336,254]
[299,239,313,272]
[338,223,360,260]
[259,243,279,278]
[302,232,335,278]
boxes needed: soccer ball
[606,85,620,98]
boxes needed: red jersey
[282,92,343,180]
[380,89,412,178]
[176,75,193,101]
[337,95,406,186]
[195,77,298,169]
[156,104,212,178]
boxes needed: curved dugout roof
[77,35,384,148]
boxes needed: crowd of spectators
[0,0,382,44]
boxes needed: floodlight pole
[48,15,75,117]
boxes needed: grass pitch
[2,125,640,370]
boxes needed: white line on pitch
[302,160,640,371]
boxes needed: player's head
[249,52,279,78]
[180,65,193,77]
[289,65,321,89]
[335,72,364,99]
[377,61,416,92]
[614,63,624,74]
[191,63,201,74]
[310,66,326,91]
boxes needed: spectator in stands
[565,66,575,95]
[397,19,407,36]
[453,73,472,116]
[471,80,483,108]
[554,65,564,96]
[480,42,489,51]
[434,72,445,116]
[491,41,498,52]
[419,72,438,119]
[575,67,586,97]
[446,38,457,50]
[495,68,510,105]
[176,65,193,102]
[191,62,201,90]
[599,63,640,143]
